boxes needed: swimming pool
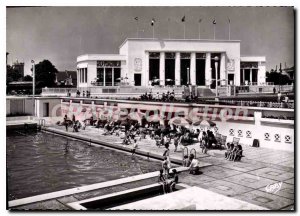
[6,131,162,201]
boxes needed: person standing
[173,135,179,152]
[72,114,76,124]
[188,154,200,175]
[277,91,282,103]
[131,140,138,156]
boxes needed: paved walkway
[42,125,294,210]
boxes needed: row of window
[149,52,210,60]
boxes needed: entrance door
[134,74,142,86]
[228,74,235,85]
[43,102,49,117]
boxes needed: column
[175,52,181,85]
[243,69,245,85]
[250,68,253,84]
[103,68,106,86]
[85,68,88,83]
[190,52,196,85]
[84,68,86,83]
[205,53,211,86]
[159,52,165,86]
[77,69,79,86]
[144,52,149,86]
[112,68,115,86]
[220,53,226,86]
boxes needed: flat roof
[119,38,241,49]
[77,54,126,62]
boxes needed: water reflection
[7,131,161,200]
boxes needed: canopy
[193,120,216,127]
[168,117,192,126]
[128,112,145,121]
[146,114,165,123]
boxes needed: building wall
[123,39,241,86]
[60,98,294,151]
[6,97,34,116]
[35,98,62,118]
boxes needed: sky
[6,6,294,75]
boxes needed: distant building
[55,71,77,87]
[7,81,33,95]
[12,59,25,77]
[77,38,266,89]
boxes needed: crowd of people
[59,113,244,193]
[224,143,243,162]
[140,90,176,102]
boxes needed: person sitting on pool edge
[162,156,171,176]
[167,169,179,192]
[182,155,191,167]
[158,169,167,194]
[188,154,201,175]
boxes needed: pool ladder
[182,147,197,160]
[190,148,197,159]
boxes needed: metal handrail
[182,147,189,160]
[190,148,196,159]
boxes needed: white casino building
[76,38,266,89]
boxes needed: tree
[23,75,33,81]
[7,65,22,84]
[33,60,58,88]
[266,70,292,85]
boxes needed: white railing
[219,100,294,109]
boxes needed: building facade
[77,38,266,89]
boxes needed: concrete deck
[9,124,294,210]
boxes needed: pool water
[6,131,162,201]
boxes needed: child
[173,135,179,152]
[182,155,191,167]
[131,140,138,156]
[158,169,167,194]
[168,169,179,192]
[162,156,170,176]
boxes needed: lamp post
[214,56,219,97]
[187,67,190,85]
[31,60,35,116]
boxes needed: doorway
[134,74,142,86]
[228,74,235,85]
[43,102,49,117]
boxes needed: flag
[134,17,138,21]
[181,16,185,22]
[151,18,155,26]
[228,18,230,23]
[213,19,216,24]
[199,18,202,23]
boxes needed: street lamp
[187,67,190,85]
[214,56,219,97]
[31,60,35,116]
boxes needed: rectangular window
[165,52,175,85]
[196,53,206,86]
[105,68,112,86]
[149,52,160,85]
[180,53,191,86]
[114,68,121,86]
[97,68,104,86]
[85,68,88,83]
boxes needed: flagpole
[198,21,201,39]
[229,21,231,40]
[168,18,170,39]
[184,22,186,39]
[152,25,154,39]
[214,24,216,40]
[136,19,139,38]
